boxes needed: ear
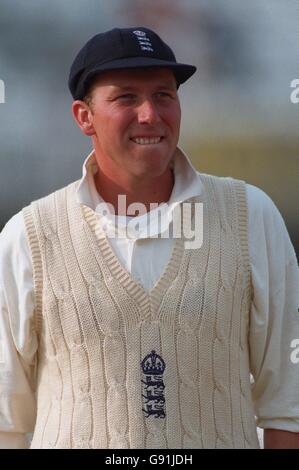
[71,100,95,136]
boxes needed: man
[0,27,298,449]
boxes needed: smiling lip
[130,136,164,145]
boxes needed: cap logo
[132,30,154,53]
[133,30,146,37]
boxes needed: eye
[115,94,136,101]
[156,91,173,99]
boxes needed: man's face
[87,68,181,182]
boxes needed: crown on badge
[141,350,166,375]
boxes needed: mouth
[130,136,164,145]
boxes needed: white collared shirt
[0,148,298,448]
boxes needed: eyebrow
[110,81,177,92]
[156,81,177,90]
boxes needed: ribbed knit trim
[198,174,251,304]
[22,206,43,337]
[81,203,185,320]
[233,179,252,304]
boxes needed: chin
[139,148,172,164]
[136,160,171,179]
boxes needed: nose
[137,99,160,125]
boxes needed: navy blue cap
[68,27,197,100]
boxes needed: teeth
[131,137,162,145]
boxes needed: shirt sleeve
[246,184,299,432]
[0,211,38,448]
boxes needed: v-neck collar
[81,203,185,319]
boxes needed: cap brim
[75,57,197,99]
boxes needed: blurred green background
[0,0,298,255]
[182,137,299,253]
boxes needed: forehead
[89,68,177,91]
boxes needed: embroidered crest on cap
[132,30,154,52]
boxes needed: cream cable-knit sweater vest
[22,173,259,449]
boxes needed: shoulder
[246,183,280,217]
[198,173,288,230]
[22,180,81,236]
[30,179,80,207]
[0,210,28,255]
[245,183,297,265]
[0,180,79,263]
[0,210,32,285]
[245,183,287,233]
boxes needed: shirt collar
[76,147,202,239]
[76,146,202,209]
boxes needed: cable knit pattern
[22,173,259,449]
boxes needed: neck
[94,166,174,216]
